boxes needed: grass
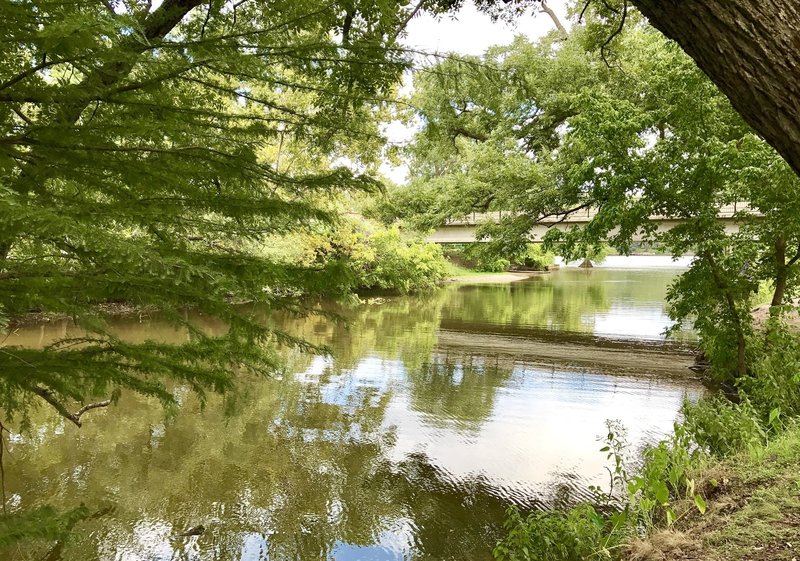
[444,262,506,277]
[628,424,800,560]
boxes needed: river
[1,259,703,561]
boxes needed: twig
[390,0,427,44]
[30,387,112,427]
[578,0,592,22]
[200,0,213,37]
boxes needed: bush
[682,397,767,457]
[494,504,615,561]
[460,243,553,272]
[737,323,800,419]
[358,226,447,292]
[262,217,448,294]
[517,245,556,270]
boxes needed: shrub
[359,226,448,292]
[493,504,616,561]
[682,397,767,457]
[738,322,800,419]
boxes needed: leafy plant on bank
[282,216,448,293]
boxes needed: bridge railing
[443,202,758,226]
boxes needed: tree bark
[632,0,800,178]
[540,1,567,37]
[772,233,787,309]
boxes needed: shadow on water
[0,266,703,560]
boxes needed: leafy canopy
[377,5,800,380]
[0,0,433,426]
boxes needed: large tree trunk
[633,0,800,178]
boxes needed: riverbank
[445,270,548,284]
[628,424,800,561]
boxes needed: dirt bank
[445,271,548,284]
[627,427,800,561]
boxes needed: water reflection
[1,265,702,560]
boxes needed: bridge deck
[429,203,760,244]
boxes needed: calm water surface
[2,261,702,561]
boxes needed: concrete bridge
[426,203,758,244]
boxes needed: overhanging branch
[30,386,111,427]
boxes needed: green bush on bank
[355,226,448,292]
[268,217,448,294]
[451,243,554,272]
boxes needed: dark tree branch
[452,126,488,142]
[600,0,627,67]
[200,0,214,37]
[578,0,591,22]
[0,57,76,92]
[540,202,593,226]
[30,386,111,427]
[786,244,800,268]
[390,0,427,44]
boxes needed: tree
[384,13,800,380]
[0,1,425,431]
[632,0,800,179]
[465,0,800,180]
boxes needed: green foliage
[737,323,800,419]
[494,504,613,561]
[281,217,448,293]
[0,505,89,548]
[683,397,767,457]
[382,5,800,384]
[356,225,448,292]
[463,244,512,272]
[0,0,433,426]
[519,245,556,270]
[627,423,706,529]
[448,242,553,272]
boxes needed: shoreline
[445,270,549,284]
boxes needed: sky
[379,1,571,184]
[402,1,569,56]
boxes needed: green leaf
[655,482,670,505]
[693,494,707,514]
[665,508,676,527]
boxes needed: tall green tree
[463,0,800,180]
[0,0,429,429]
[382,9,800,380]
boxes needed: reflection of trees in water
[275,291,450,373]
[440,269,681,336]
[441,281,610,335]
[406,354,515,430]
[0,362,520,561]
[0,270,687,560]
